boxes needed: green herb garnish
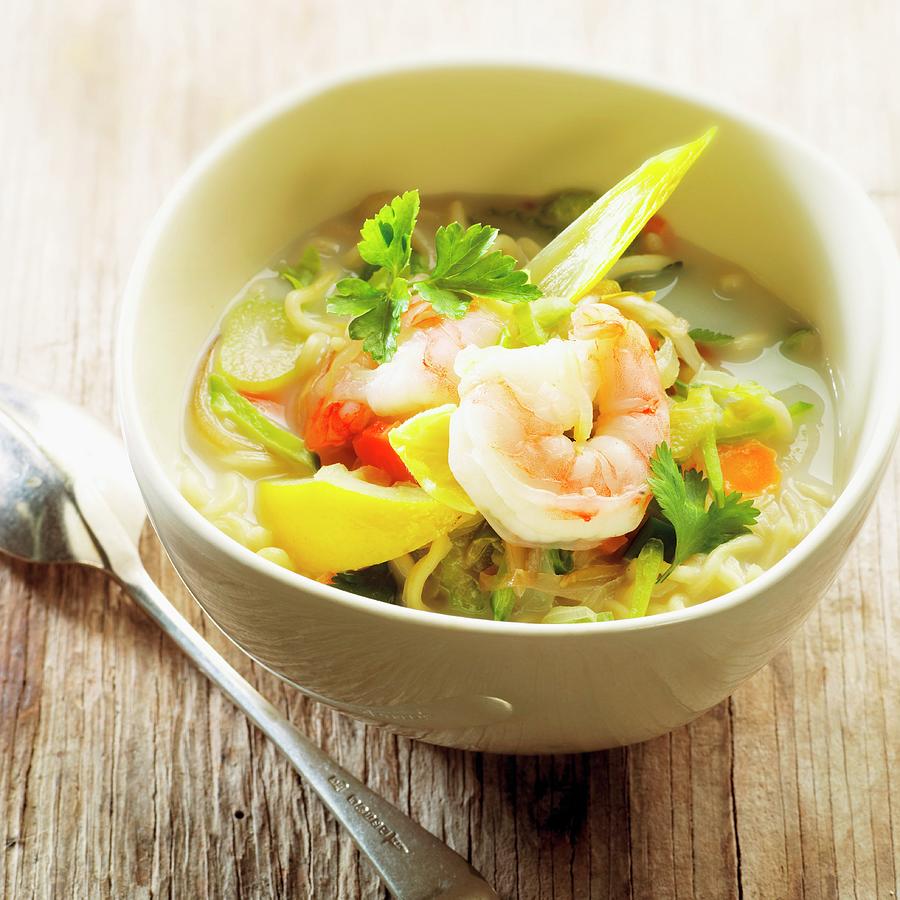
[416,222,541,316]
[647,443,759,581]
[358,190,420,278]
[331,564,398,604]
[689,327,734,345]
[328,190,541,363]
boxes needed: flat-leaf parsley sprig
[327,189,542,363]
[647,442,759,582]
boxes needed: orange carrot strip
[717,440,780,496]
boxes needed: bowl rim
[117,55,900,638]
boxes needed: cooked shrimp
[301,299,503,454]
[448,303,669,548]
[365,300,504,416]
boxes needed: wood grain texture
[0,1,897,897]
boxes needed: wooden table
[1,2,897,897]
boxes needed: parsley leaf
[327,277,383,316]
[689,327,734,345]
[408,248,430,275]
[331,191,541,363]
[417,222,542,317]
[328,276,409,363]
[358,190,420,277]
[648,443,759,581]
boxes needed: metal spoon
[0,381,497,900]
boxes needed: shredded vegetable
[208,375,318,472]
[528,130,716,300]
[627,538,664,617]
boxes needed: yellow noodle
[411,227,434,261]
[647,479,827,611]
[402,535,452,611]
[199,472,247,518]
[448,199,468,228]
[517,237,543,261]
[492,233,528,265]
[285,277,344,337]
[257,546,296,571]
[389,553,415,580]
[180,466,214,511]
[293,332,331,383]
[211,512,272,551]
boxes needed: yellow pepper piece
[388,405,477,514]
[256,464,463,577]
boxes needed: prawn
[364,300,504,416]
[448,302,669,548]
[300,299,503,456]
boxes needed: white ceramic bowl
[117,62,899,754]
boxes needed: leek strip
[528,130,716,301]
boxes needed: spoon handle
[111,561,497,900]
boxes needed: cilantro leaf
[689,327,734,345]
[358,190,420,277]
[417,222,542,316]
[648,443,759,581]
[279,245,321,289]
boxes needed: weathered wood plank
[0,1,897,898]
